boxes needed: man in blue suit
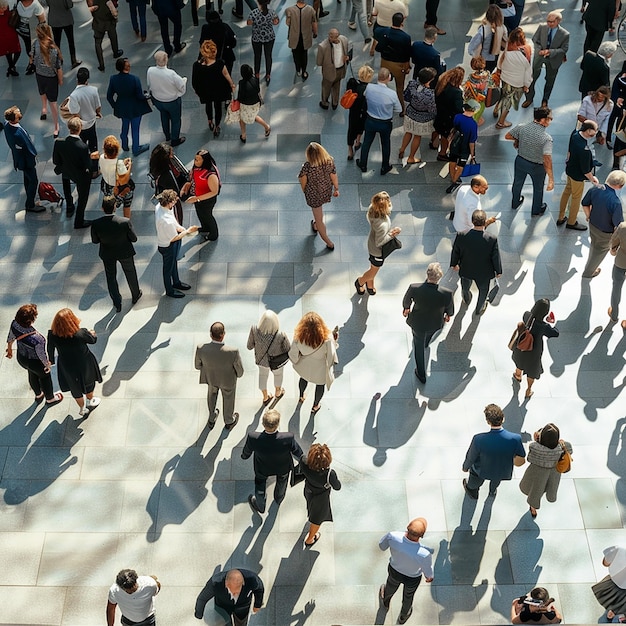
[410,26,445,81]
[462,403,525,498]
[3,106,43,213]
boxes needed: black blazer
[52,135,91,183]
[195,569,264,618]
[450,228,502,282]
[403,282,454,333]
[241,431,303,477]
[91,215,137,261]
[579,50,610,95]
[582,0,615,32]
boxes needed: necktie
[547,28,553,47]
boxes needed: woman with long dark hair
[247,0,279,84]
[237,63,271,142]
[149,142,188,224]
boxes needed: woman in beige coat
[285,0,317,80]
[288,312,338,414]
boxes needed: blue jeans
[511,155,546,215]
[120,116,142,153]
[158,239,181,295]
[128,0,147,37]
[152,97,182,142]
[360,116,392,170]
[611,264,626,320]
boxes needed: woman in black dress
[199,10,237,76]
[346,64,374,160]
[149,142,189,224]
[432,66,465,161]
[47,308,102,417]
[512,298,559,399]
[300,443,341,547]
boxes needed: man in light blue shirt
[378,517,434,624]
[356,67,402,175]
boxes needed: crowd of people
[3,0,626,622]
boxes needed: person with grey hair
[581,170,626,279]
[316,28,351,111]
[579,40,615,98]
[147,51,187,146]
[402,262,454,383]
[247,310,291,404]
[242,409,304,514]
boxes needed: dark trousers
[52,24,77,62]
[466,467,500,495]
[93,21,120,69]
[128,0,148,36]
[527,59,559,103]
[512,155,546,215]
[23,165,38,209]
[103,257,141,307]
[80,125,99,174]
[216,604,251,626]
[383,565,422,617]
[194,197,219,240]
[412,329,436,381]
[5,52,20,70]
[120,116,142,153]
[152,97,182,142]
[254,471,289,512]
[291,36,308,73]
[252,40,275,76]
[158,238,181,295]
[425,0,439,25]
[18,30,32,57]
[298,378,324,405]
[235,0,256,14]
[62,175,91,226]
[461,276,490,315]
[204,100,224,127]
[584,24,605,53]
[17,352,54,400]
[157,12,182,55]
[360,116,393,169]
[611,264,626,319]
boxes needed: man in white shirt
[147,51,187,146]
[451,175,496,233]
[107,568,160,626]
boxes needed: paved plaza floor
[1,0,626,623]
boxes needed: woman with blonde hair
[47,308,102,416]
[432,66,465,160]
[288,312,338,414]
[298,142,339,250]
[31,23,64,138]
[247,310,291,404]
[467,4,508,72]
[300,443,341,547]
[346,64,374,160]
[355,191,401,296]
[191,39,236,137]
[494,27,532,129]
[99,135,134,218]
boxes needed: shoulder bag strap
[258,332,277,362]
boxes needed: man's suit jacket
[52,135,91,183]
[91,215,137,261]
[3,123,37,171]
[106,72,152,120]
[531,24,569,69]
[583,0,615,32]
[450,229,502,282]
[194,569,264,618]
[403,281,454,333]
[316,35,350,82]
[411,40,445,79]
[194,341,244,389]
[579,50,610,94]
[241,431,304,478]
[463,428,525,481]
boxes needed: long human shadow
[500,381,532,440]
[146,422,227,542]
[288,402,318,451]
[607,417,626,522]
[86,308,125,380]
[362,360,427,466]
[577,328,626,421]
[1,412,85,505]
[334,293,368,378]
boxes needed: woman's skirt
[403,117,434,136]
[592,575,626,613]
[240,102,261,124]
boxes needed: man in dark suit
[582,0,618,53]
[195,568,264,626]
[462,403,526,499]
[194,322,244,430]
[523,11,569,109]
[90,196,142,312]
[402,262,454,384]
[242,409,304,514]
[410,26,445,80]
[52,116,92,228]
[3,106,43,213]
[151,0,185,57]
[450,209,502,317]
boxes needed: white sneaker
[79,406,90,416]
[87,396,101,409]
[348,21,356,29]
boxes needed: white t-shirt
[108,576,159,623]
[99,156,128,187]
[453,185,481,234]
[604,546,626,589]
[155,204,180,247]
[17,0,45,20]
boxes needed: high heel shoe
[529,506,537,518]
[240,135,246,143]
[213,126,221,137]
[208,120,215,131]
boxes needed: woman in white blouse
[99,135,134,218]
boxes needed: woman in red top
[182,149,221,241]
[0,0,21,77]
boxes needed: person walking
[194,321,244,430]
[609,220,626,327]
[90,195,141,312]
[5,304,63,405]
[462,403,526,499]
[346,64,373,160]
[0,0,21,77]
[199,10,237,76]
[126,0,149,41]
[299,142,339,250]
[411,26,445,80]
[242,409,304,514]
[107,569,160,626]
[236,64,271,141]
[431,66,464,162]
[402,262,454,383]
[378,517,434,625]
[355,191,401,296]
[451,175,495,234]
[288,312,338,414]
[87,0,124,73]
[47,308,102,417]
[347,0,371,44]
[47,0,81,69]
[582,0,618,53]
[467,4,506,72]
[99,135,135,218]
[14,0,46,75]
[592,546,626,620]
[285,0,317,80]
[151,0,185,56]
[247,0,279,84]
[247,310,290,405]
[446,100,479,194]
[519,423,572,518]
[316,28,350,111]
[146,51,187,146]
[300,443,341,547]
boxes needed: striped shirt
[509,121,552,164]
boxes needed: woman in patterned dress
[247,0,279,84]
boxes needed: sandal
[355,278,365,295]
[311,219,318,234]
[398,150,405,160]
[46,392,63,405]
[262,395,273,406]
[366,285,377,296]
[406,158,421,164]
[264,126,271,138]
[275,388,285,399]
[525,389,534,399]
[311,404,321,415]
[354,142,361,150]
[512,372,522,383]
[495,122,512,129]
[35,392,45,402]
[304,531,321,547]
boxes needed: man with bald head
[316,28,351,110]
[195,568,264,626]
[378,517,434,624]
[451,175,497,234]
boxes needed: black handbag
[290,462,305,486]
[381,236,402,259]
[258,331,289,371]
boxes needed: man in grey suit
[523,11,569,109]
[194,322,244,430]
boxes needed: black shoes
[113,49,124,58]
[171,136,186,146]
[231,7,243,17]
[398,607,413,624]
[132,290,143,305]
[26,205,45,213]
[319,9,329,16]
[462,291,473,307]
[556,217,567,226]
[512,195,524,210]
[174,282,191,290]
[379,584,390,610]
[381,164,393,175]
[114,302,122,312]
[566,221,587,231]
[319,101,329,110]
[356,159,367,172]
[248,495,265,514]
[166,290,185,298]
[446,180,462,193]
[208,408,219,429]
[532,203,547,216]
[463,478,479,500]
[74,220,92,229]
